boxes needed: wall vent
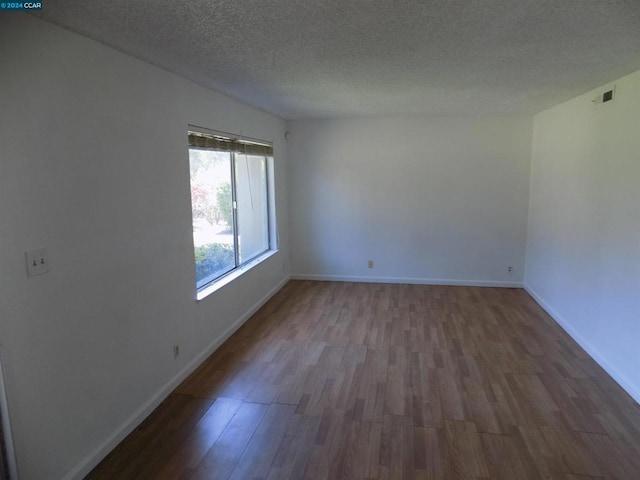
[592,87,615,107]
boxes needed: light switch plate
[25,248,49,277]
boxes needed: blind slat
[188,131,273,156]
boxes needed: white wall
[525,70,640,402]
[287,116,532,285]
[0,15,289,480]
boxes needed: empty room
[0,1,639,479]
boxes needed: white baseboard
[524,283,640,405]
[291,273,523,288]
[64,275,291,480]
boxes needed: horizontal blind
[188,130,273,156]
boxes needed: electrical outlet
[367,260,374,269]
[173,344,180,359]
[25,248,49,277]
[508,266,513,273]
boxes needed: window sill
[196,249,279,302]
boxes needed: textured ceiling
[34,0,640,119]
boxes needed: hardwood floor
[86,281,640,479]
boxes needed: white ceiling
[34,0,640,119]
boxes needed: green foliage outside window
[216,181,233,229]
[194,243,234,281]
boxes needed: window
[188,128,273,292]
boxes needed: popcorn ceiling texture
[34,0,640,119]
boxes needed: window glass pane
[189,149,236,287]
[235,154,269,263]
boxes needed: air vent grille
[592,87,615,107]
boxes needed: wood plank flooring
[86,281,640,479]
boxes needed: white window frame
[187,126,277,300]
